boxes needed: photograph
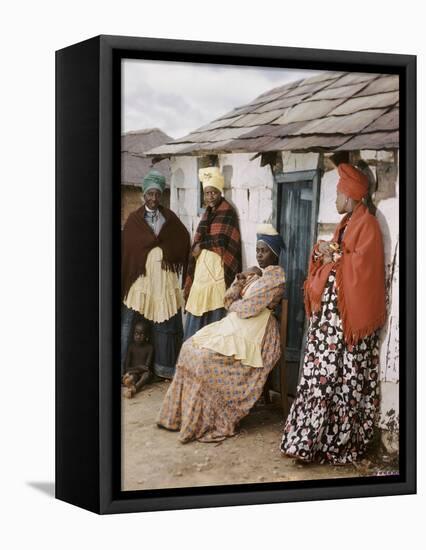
[3,0,422,544]
[119,58,400,492]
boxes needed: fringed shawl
[184,198,242,300]
[122,205,190,301]
[304,203,386,345]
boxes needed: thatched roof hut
[121,128,172,227]
[122,127,172,185]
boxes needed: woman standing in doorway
[281,163,386,465]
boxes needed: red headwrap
[337,163,369,200]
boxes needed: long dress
[123,246,184,379]
[157,265,285,443]
[121,208,186,379]
[280,271,380,464]
[183,198,241,341]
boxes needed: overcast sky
[122,59,321,139]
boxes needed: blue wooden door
[276,170,320,394]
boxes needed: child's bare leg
[134,371,152,394]
[123,386,136,398]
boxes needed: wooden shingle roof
[145,72,399,157]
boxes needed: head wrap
[199,166,224,193]
[143,170,166,194]
[337,163,369,201]
[256,223,284,257]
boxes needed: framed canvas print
[56,35,416,514]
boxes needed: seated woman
[157,224,285,443]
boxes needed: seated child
[238,265,263,296]
[122,320,154,398]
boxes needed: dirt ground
[122,379,394,491]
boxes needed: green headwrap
[143,170,166,193]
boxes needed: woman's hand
[192,243,202,258]
[317,240,333,255]
[322,254,333,265]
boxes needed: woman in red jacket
[281,163,386,465]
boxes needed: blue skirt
[183,307,227,341]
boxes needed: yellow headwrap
[199,166,224,193]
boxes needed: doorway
[276,169,321,395]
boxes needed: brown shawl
[122,205,190,301]
[304,203,386,345]
[183,198,242,300]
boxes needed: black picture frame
[56,34,416,514]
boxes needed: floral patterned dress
[280,271,380,464]
[157,265,285,443]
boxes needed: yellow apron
[185,248,226,316]
[191,278,271,368]
[124,247,183,323]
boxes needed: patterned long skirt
[157,320,280,443]
[281,273,380,464]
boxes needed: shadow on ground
[27,482,55,498]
